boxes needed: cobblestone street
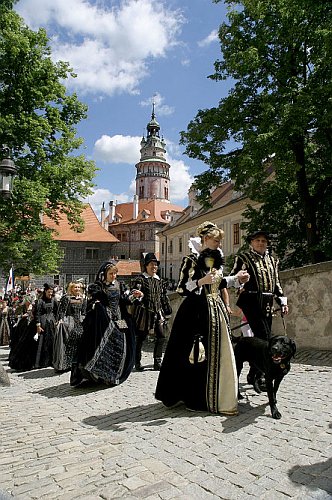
[1,346,332,499]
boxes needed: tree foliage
[181,0,332,268]
[0,4,96,276]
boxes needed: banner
[5,266,14,293]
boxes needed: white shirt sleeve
[224,275,242,289]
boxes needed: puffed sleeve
[34,299,43,325]
[176,255,201,297]
[229,254,245,276]
[56,295,69,321]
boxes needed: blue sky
[15,0,232,215]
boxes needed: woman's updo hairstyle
[43,282,55,291]
[196,221,224,242]
[95,260,118,283]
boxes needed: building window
[161,242,165,255]
[139,186,144,197]
[168,240,173,254]
[139,231,145,241]
[86,248,99,260]
[53,275,60,285]
[116,232,128,242]
[233,223,240,245]
[66,274,73,283]
[179,237,183,253]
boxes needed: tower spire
[152,95,156,119]
[135,106,170,202]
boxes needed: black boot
[135,335,144,371]
[153,337,165,371]
[70,364,83,387]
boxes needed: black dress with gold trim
[155,253,239,415]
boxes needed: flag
[5,266,14,293]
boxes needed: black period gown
[8,304,37,371]
[71,280,135,386]
[155,252,239,415]
[34,297,58,368]
[53,294,87,372]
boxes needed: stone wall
[167,260,332,351]
[274,261,332,350]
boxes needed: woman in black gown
[155,221,249,415]
[8,295,37,371]
[70,261,135,387]
[34,283,58,368]
[53,281,87,372]
[0,298,12,346]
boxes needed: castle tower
[135,102,170,203]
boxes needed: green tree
[0,3,96,276]
[181,0,332,268]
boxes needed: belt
[247,291,273,296]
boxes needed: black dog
[234,335,296,419]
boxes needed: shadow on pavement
[83,403,205,431]
[32,380,112,398]
[294,349,332,367]
[82,399,269,433]
[16,367,59,379]
[288,457,332,496]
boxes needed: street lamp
[0,145,17,199]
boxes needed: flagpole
[5,264,14,294]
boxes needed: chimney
[101,202,105,225]
[133,194,139,219]
[109,200,116,223]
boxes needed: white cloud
[181,58,191,67]
[94,134,141,163]
[198,29,219,48]
[16,0,184,96]
[84,188,130,218]
[167,157,193,202]
[140,93,175,117]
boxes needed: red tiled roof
[43,204,119,243]
[107,199,184,226]
[116,260,141,276]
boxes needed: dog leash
[281,310,287,335]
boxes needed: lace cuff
[186,279,201,294]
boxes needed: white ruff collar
[143,272,160,280]
[188,236,224,259]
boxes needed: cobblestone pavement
[1,345,332,500]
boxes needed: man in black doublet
[230,230,289,385]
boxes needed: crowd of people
[0,221,288,417]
